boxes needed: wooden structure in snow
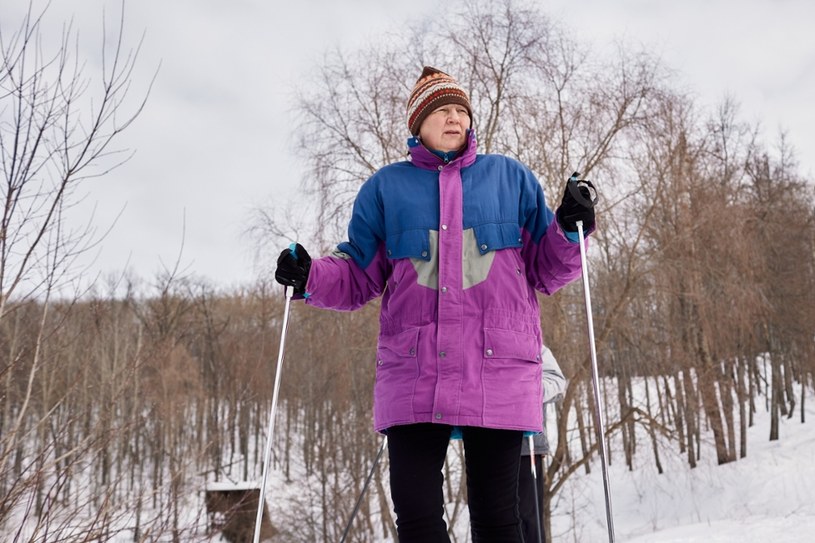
[204,481,276,542]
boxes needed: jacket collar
[407,129,478,170]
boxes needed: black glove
[274,243,312,295]
[556,172,597,233]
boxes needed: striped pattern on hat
[406,66,472,135]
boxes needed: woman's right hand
[274,243,312,294]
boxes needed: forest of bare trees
[2,0,814,542]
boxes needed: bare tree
[0,1,154,539]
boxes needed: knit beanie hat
[406,66,472,135]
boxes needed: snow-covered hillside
[555,397,815,542]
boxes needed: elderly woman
[275,66,595,542]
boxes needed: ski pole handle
[281,243,302,299]
[285,242,296,299]
[567,172,598,209]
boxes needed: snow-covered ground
[561,399,815,543]
[262,387,815,542]
[9,386,813,542]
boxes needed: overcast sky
[3,0,813,290]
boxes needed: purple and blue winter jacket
[305,130,587,433]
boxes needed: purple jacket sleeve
[523,220,588,295]
[304,247,389,311]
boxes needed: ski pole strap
[567,171,598,208]
[287,242,311,299]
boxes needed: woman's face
[418,104,471,153]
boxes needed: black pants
[518,454,545,543]
[387,423,525,543]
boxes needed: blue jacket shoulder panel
[336,172,386,269]
[463,155,554,245]
[337,161,439,269]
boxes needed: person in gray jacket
[518,346,567,543]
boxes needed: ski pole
[576,217,616,543]
[252,282,295,543]
[339,436,388,543]
[527,435,543,543]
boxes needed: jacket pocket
[483,328,541,362]
[472,222,523,255]
[374,328,420,425]
[481,327,542,430]
[386,229,430,260]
